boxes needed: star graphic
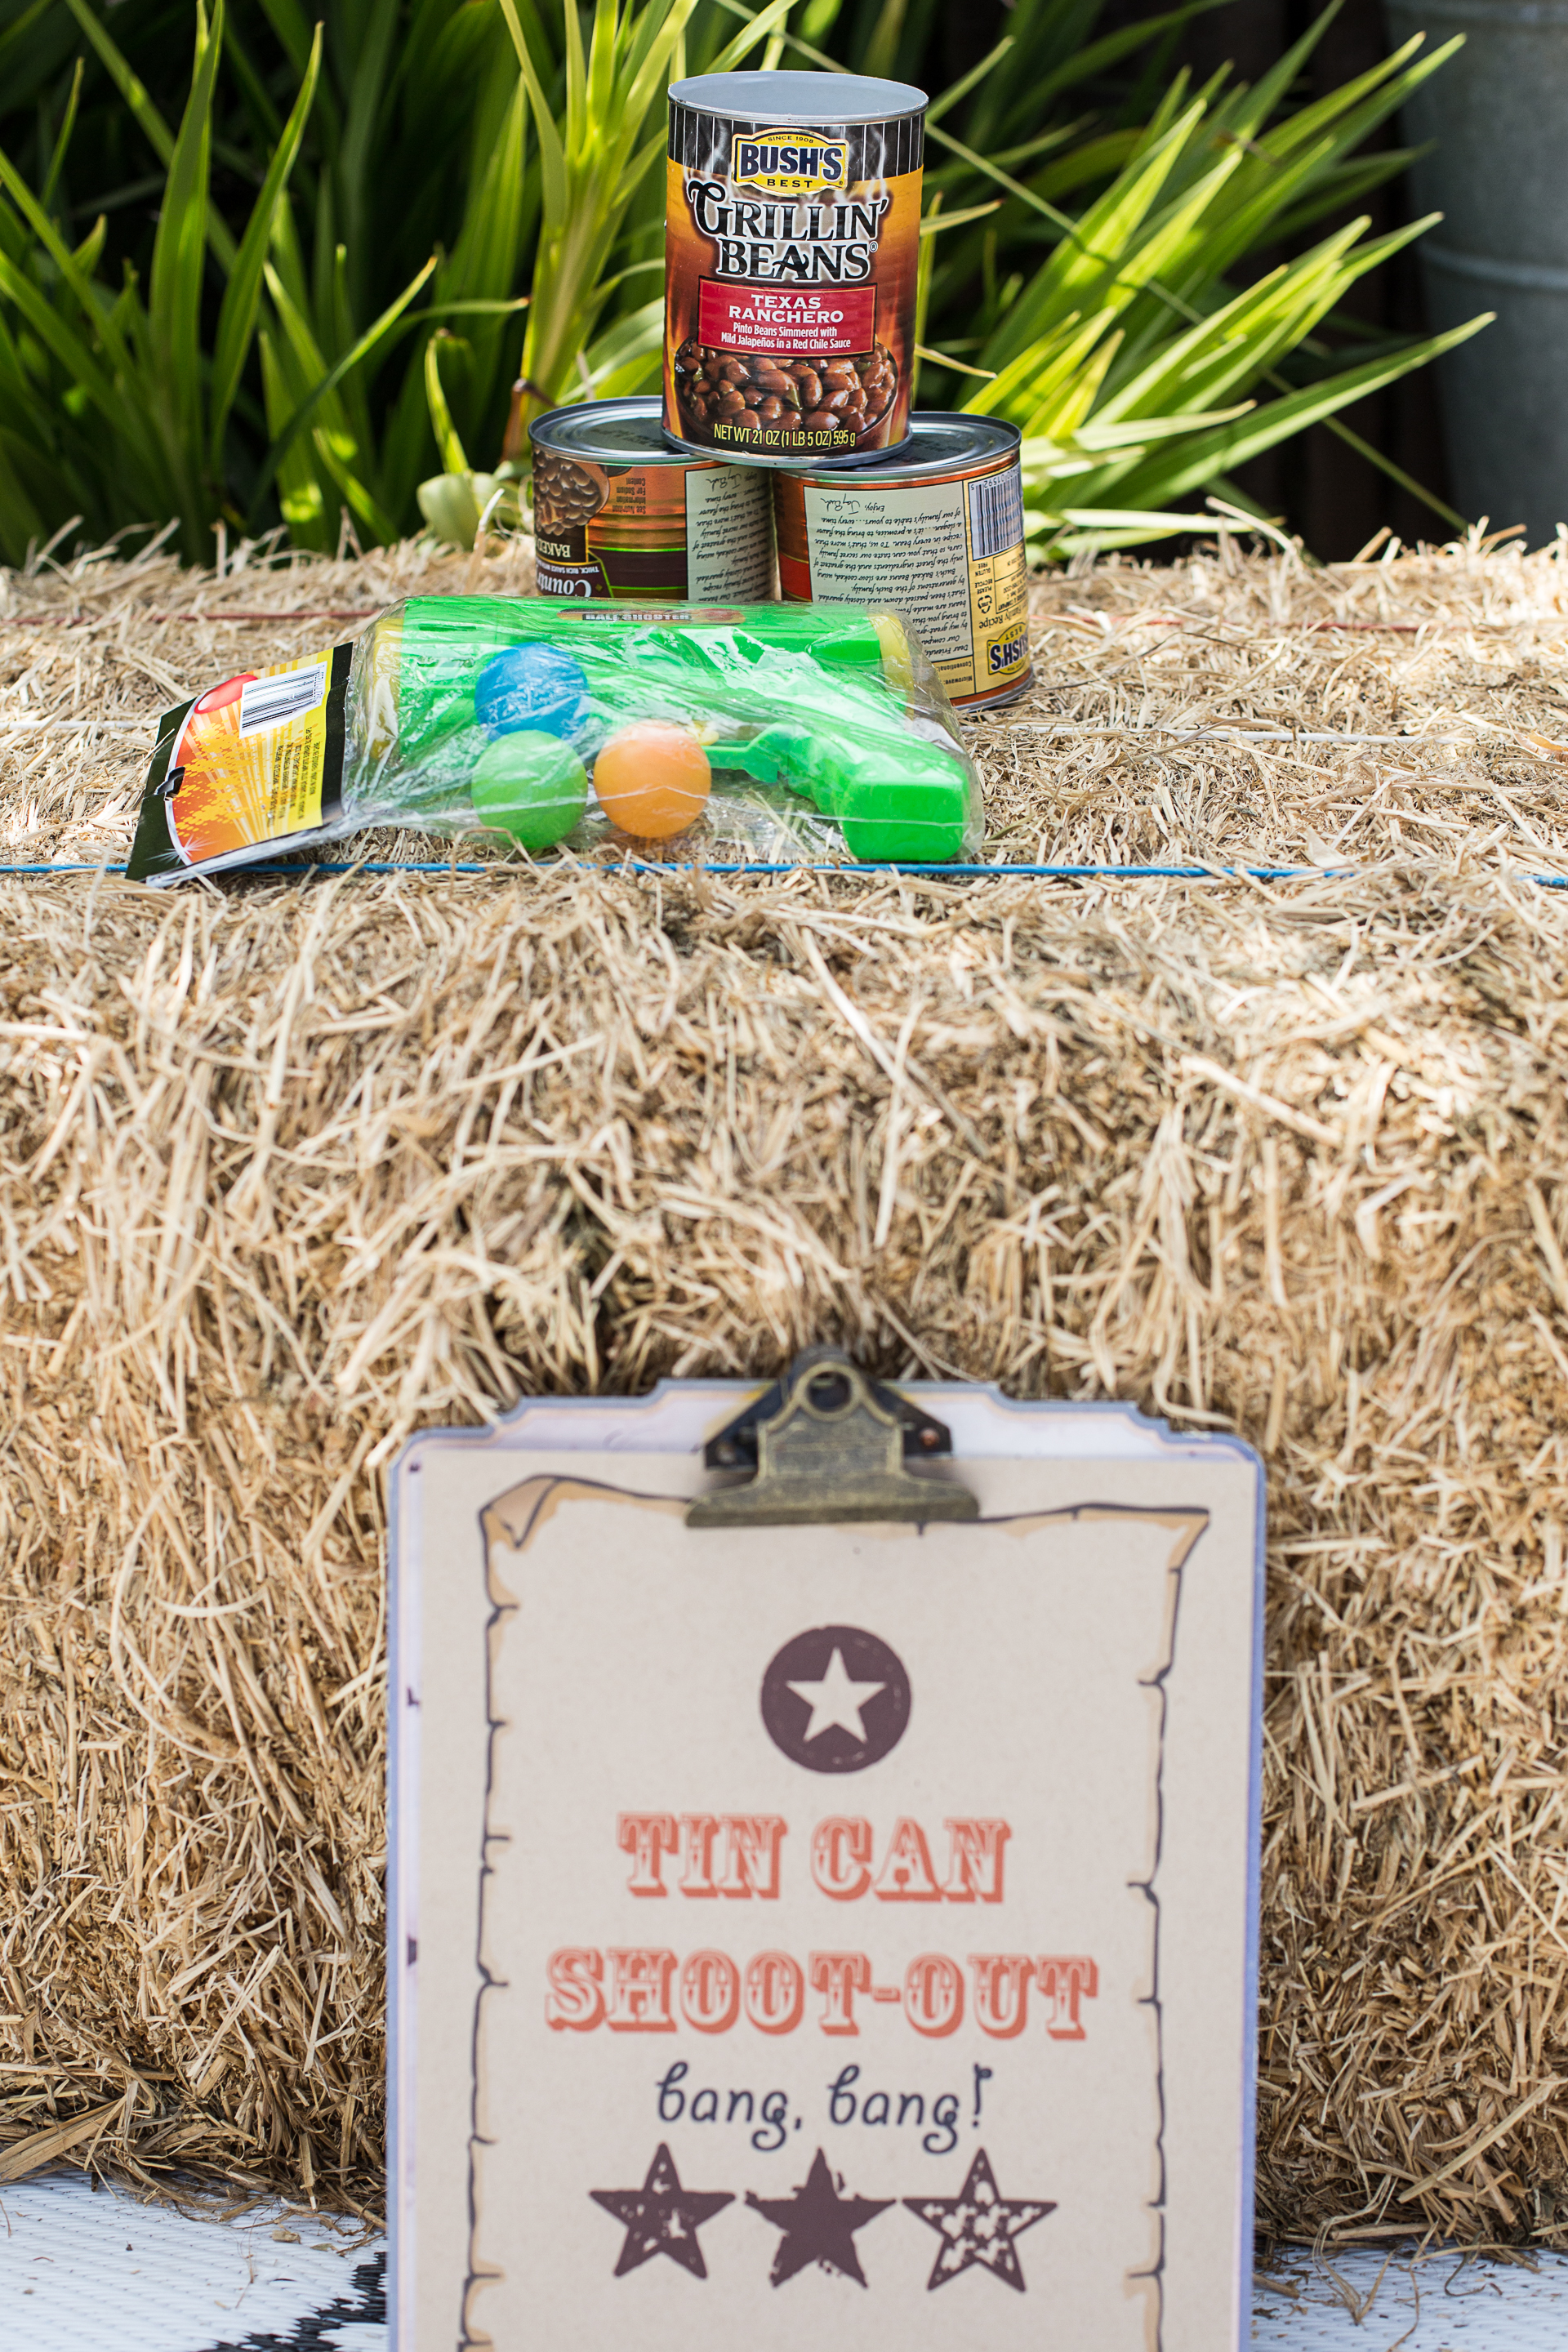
[590,2142,734,2278]
[746,2147,893,2286]
[903,2146,1057,2292]
[786,1646,886,1744]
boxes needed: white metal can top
[668,69,927,122]
[778,411,1022,483]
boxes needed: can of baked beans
[529,396,775,601]
[664,69,924,468]
[774,414,1032,708]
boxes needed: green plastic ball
[471,729,587,851]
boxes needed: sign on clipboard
[390,1355,1263,2351]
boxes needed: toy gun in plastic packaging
[128,598,983,884]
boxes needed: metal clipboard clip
[688,1346,978,1528]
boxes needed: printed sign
[390,1382,1262,2352]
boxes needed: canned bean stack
[773,416,1032,710]
[664,70,924,468]
[529,398,774,603]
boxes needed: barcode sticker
[239,664,328,736]
[966,467,1025,561]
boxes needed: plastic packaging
[127,598,983,884]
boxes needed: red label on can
[697,279,875,359]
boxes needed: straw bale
[5,528,1568,2245]
[8,519,1568,875]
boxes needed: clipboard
[389,1356,1263,2351]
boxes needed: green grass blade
[1256,34,1449,164]
[583,292,664,395]
[149,0,221,497]
[246,252,438,528]
[564,0,593,157]
[925,35,1013,126]
[336,0,402,318]
[63,0,238,273]
[703,0,803,77]
[71,216,107,278]
[1316,412,1470,532]
[62,0,176,166]
[1071,403,1252,449]
[964,306,1112,427]
[1091,313,1492,514]
[1024,2,1229,115]
[0,244,119,414]
[613,125,679,207]
[309,421,401,542]
[911,189,941,403]
[0,238,170,517]
[257,323,332,548]
[586,0,626,138]
[0,1,56,89]
[40,58,84,216]
[985,131,1238,372]
[1267,149,1425,246]
[0,150,136,377]
[209,21,322,466]
[620,0,715,140]
[445,74,530,305]
[424,332,470,473]
[1085,219,1369,422]
[497,0,568,225]
[1045,505,1221,549]
[920,198,1004,237]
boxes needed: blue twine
[1,859,1564,887]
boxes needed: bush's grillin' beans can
[529,398,775,602]
[773,414,1032,710]
[664,69,924,469]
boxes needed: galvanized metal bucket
[1388,0,1568,546]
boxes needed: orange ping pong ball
[592,721,710,840]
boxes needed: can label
[665,97,922,462]
[775,459,1031,706]
[532,444,773,601]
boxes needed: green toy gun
[373,597,982,863]
[128,596,982,884]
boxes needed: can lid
[530,397,693,466]
[782,412,1022,481]
[668,69,926,122]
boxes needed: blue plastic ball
[474,644,589,740]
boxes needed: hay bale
[4,532,1568,2243]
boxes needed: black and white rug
[0,2172,384,2350]
[5,2167,1568,2347]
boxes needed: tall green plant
[0,0,1490,561]
[0,0,545,560]
[408,0,800,531]
[0,0,318,563]
[747,0,1487,551]
[952,27,1489,548]
[498,0,805,411]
